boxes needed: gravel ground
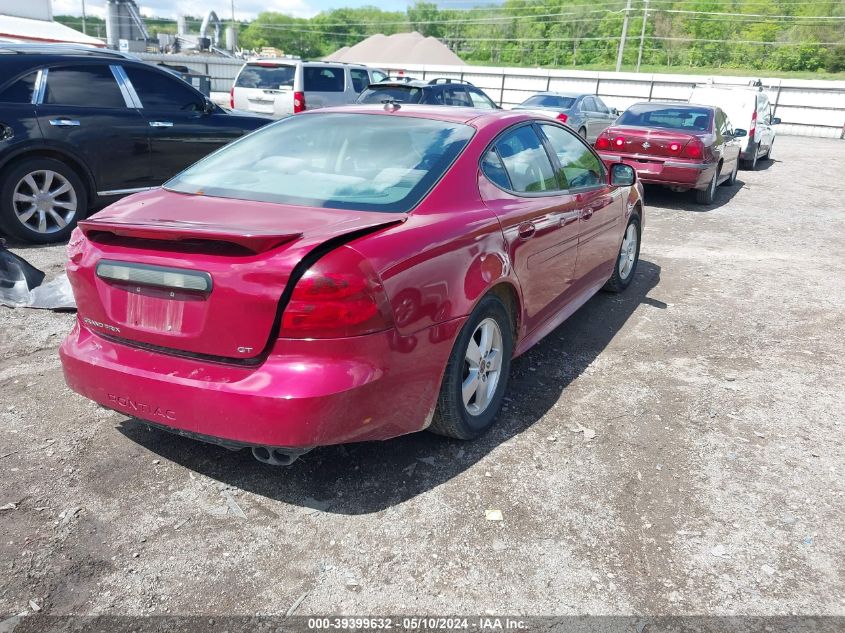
[1,136,844,624]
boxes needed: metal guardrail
[137,53,845,138]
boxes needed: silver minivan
[231,60,387,118]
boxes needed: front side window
[468,89,497,109]
[166,113,474,213]
[539,124,603,189]
[372,70,387,83]
[350,69,370,93]
[0,72,37,104]
[43,65,126,108]
[442,87,471,107]
[124,66,203,111]
[492,126,557,194]
[235,64,295,89]
[303,67,344,92]
[594,96,610,114]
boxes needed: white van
[689,85,781,169]
[231,60,387,118]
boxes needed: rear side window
[441,87,471,107]
[304,67,344,92]
[124,66,203,111]
[539,124,603,189]
[357,86,422,104]
[492,126,557,194]
[0,72,37,104]
[44,65,126,108]
[235,65,295,89]
[481,149,511,189]
[350,69,369,93]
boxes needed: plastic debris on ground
[0,242,75,311]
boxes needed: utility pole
[615,0,632,72]
[81,0,87,35]
[636,0,649,72]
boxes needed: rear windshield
[519,95,576,109]
[357,86,423,104]
[303,67,344,92]
[236,64,295,89]
[165,113,474,213]
[618,104,713,131]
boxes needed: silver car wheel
[619,222,638,280]
[462,317,504,416]
[12,169,78,234]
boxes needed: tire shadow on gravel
[117,260,663,515]
[643,180,743,212]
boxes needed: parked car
[356,78,500,110]
[0,44,273,244]
[513,92,618,142]
[594,102,746,205]
[231,59,387,117]
[689,84,780,169]
[61,105,644,465]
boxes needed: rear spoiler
[78,218,301,254]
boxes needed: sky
[51,0,419,20]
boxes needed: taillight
[682,138,704,159]
[613,136,626,148]
[668,142,682,154]
[556,113,568,123]
[749,110,757,140]
[595,135,610,150]
[293,91,305,113]
[281,246,391,339]
[229,86,234,109]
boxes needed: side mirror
[732,128,748,138]
[771,117,782,125]
[202,98,216,114]
[610,162,636,187]
[612,108,620,116]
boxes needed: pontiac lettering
[107,394,176,421]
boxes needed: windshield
[518,95,576,109]
[617,104,713,131]
[357,86,423,104]
[165,113,474,213]
[235,64,295,89]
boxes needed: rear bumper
[601,153,716,190]
[60,319,462,449]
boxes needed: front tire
[0,157,87,243]
[429,295,513,440]
[604,214,641,292]
[722,159,738,186]
[578,127,587,139]
[743,143,759,170]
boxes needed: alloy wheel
[619,222,638,280]
[462,317,504,416]
[12,170,78,235]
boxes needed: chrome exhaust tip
[251,446,311,466]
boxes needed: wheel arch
[0,147,96,206]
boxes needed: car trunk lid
[70,189,403,361]
[602,126,704,158]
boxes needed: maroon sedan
[60,105,644,465]
[595,102,746,204]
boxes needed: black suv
[0,44,272,243]
[356,78,500,110]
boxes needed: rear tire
[0,157,87,243]
[695,166,720,205]
[604,214,641,292]
[428,295,513,440]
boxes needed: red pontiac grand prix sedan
[60,104,644,465]
[595,102,746,205]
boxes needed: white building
[0,0,105,46]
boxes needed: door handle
[560,211,580,226]
[517,222,536,239]
[149,121,174,128]
[49,119,80,127]
[580,208,594,220]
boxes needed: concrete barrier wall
[138,53,845,139]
